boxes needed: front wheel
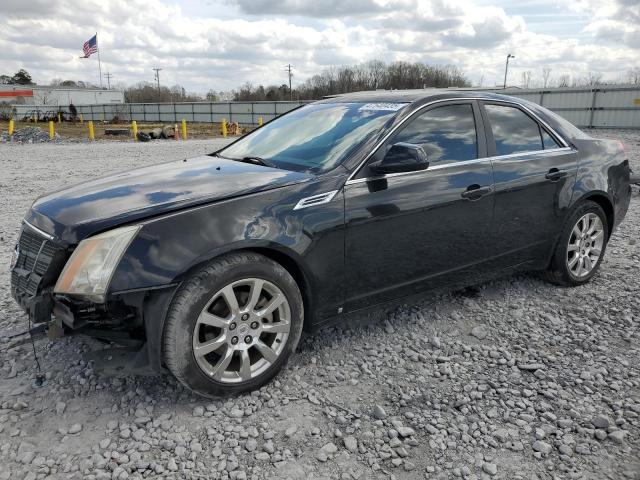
[163,252,304,398]
[544,200,608,286]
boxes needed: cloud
[0,0,638,92]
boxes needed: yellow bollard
[221,118,227,137]
[88,121,95,140]
[132,121,138,141]
[33,112,37,124]
[57,112,61,123]
[79,114,84,124]
[258,116,263,126]
[8,119,14,136]
[181,119,187,140]
[49,121,54,140]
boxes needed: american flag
[82,34,98,58]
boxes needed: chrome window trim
[345,96,570,184]
[344,147,573,186]
[22,219,55,241]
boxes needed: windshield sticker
[358,103,406,112]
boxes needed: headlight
[54,225,140,302]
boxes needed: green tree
[11,69,33,85]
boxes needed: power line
[284,64,293,101]
[104,72,113,90]
[152,67,163,101]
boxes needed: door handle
[461,184,492,200]
[545,168,568,181]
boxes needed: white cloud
[0,0,638,92]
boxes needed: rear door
[480,101,579,268]
[343,101,496,311]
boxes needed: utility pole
[284,64,293,101]
[153,67,163,101]
[104,72,113,90]
[503,54,515,89]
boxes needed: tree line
[234,61,470,101]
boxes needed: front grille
[11,224,67,301]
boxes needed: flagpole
[96,33,103,88]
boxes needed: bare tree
[557,74,570,87]
[521,71,532,89]
[628,68,640,85]
[542,67,552,88]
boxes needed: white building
[0,85,124,106]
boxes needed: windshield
[218,102,407,173]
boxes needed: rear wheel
[163,252,303,397]
[544,201,608,286]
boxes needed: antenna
[152,67,163,100]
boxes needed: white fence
[498,85,640,129]
[11,85,640,128]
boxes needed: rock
[471,325,488,339]
[167,458,178,471]
[285,425,298,438]
[373,405,387,420]
[263,440,275,454]
[68,423,83,434]
[518,363,544,371]
[397,426,415,438]
[193,406,204,417]
[56,402,67,415]
[591,415,610,429]
[482,463,498,476]
[532,440,552,455]
[344,436,358,452]
[321,442,338,455]
[255,452,270,461]
[229,408,244,418]
[608,430,627,444]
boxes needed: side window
[541,129,560,149]
[485,104,543,155]
[391,104,477,164]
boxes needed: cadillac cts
[10,91,631,397]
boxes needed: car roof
[318,89,523,105]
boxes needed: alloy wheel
[192,278,291,383]
[566,212,604,278]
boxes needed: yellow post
[57,112,61,123]
[132,121,138,141]
[221,118,227,137]
[258,116,263,126]
[88,121,95,140]
[49,121,55,140]
[181,119,187,140]
[33,112,37,124]
[79,114,84,124]
[8,119,14,136]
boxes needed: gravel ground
[0,131,638,480]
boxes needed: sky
[1,0,638,93]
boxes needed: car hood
[26,155,312,243]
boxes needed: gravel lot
[0,131,638,480]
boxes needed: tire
[163,252,304,398]
[544,200,609,286]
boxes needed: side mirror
[369,142,429,175]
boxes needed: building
[0,85,124,106]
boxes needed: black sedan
[10,90,631,397]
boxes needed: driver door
[343,101,495,311]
